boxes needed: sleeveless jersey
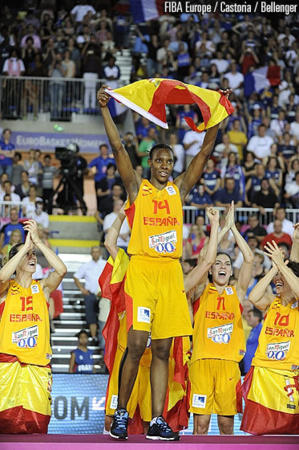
[252,296,299,371]
[0,280,52,366]
[192,283,245,363]
[72,348,94,373]
[126,179,183,259]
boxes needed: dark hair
[8,243,24,260]
[77,329,89,339]
[286,260,299,277]
[184,258,197,268]
[107,162,116,171]
[44,153,51,160]
[249,307,263,322]
[149,144,174,160]
[14,151,22,161]
[216,252,233,266]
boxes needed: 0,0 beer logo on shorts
[149,230,177,254]
[207,323,233,344]
[266,341,291,361]
[12,325,39,348]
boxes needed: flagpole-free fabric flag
[130,0,164,23]
[105,78,235,133]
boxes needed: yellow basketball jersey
[0,280,52,366]
[126,180,183,258]
[192,283,245,363]
[252,297,299,371]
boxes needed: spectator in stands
[95,162,122,213]
[49,53,66,120]
[169,132,185,178]
[96,182,125,218]
[214,133,238,169]
[290,112,299,141]
[71,1,96,26]
[101,31,117,61]
[270,110,288,140]
[73,246,106,345]
[234,234,271,279]
[0,207,25,249]
[175,105,198,142]
[252,178,280,214]
[245,163,266,206]
[135,27,159,78]
[0,228,23,262]
[0,128,15,179]
[215,178,242,208]
[21,36,38,74]
[185,223,207,260]
[22,184,43,217]
[285,158,299,191]
[247,124,274,161]
[102,55,121,88]
[188,182,213,210]
[261,219,293,249]
[42,154,57,214]
[69,329,95,373]
[23,149,40,185]
[278,132,297,163]
[29,200,49,233]
[42,37,56,70]
[183,129,206,168]
[243,214,267,243]
[243,307,263,375]
[103,199,130,253]
[201,158,221,201]
[67,37,81,77]
[227,119,247,161]
[11,152,23,187]
[224,62,244,96]
[242,151,257,182]
[20,24,41,50]
[123,132,139,169]
[221,152,245,198]
[267,207,294,237]
[284,171,299,208]
[82,43,101,110]
[0,180,20,203]
[210,50,229,74]
[137,127,157,179]
[88,143,114,190]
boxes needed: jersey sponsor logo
[205,311,235,320]
[225,287,234,295]
[266,341,291,361]
[149,230,177,254]
[10,313,42,322]
[12,324,38,348]
[110,395,118,410]
[144,217,180,227]
[265,327,294,338]
[166,186,176,196]
[137,307,151,324]
[192,394,206,408]
[31,284,40,294]
[207,323,233,344]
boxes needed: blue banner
[11,132,109,153]
[49,374,245,435]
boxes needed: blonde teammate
[0,220,67,433]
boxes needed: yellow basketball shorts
[125,256,193,339]
[0,360,52,433]
[189,359,240,416]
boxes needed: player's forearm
[231,224,253,263]
[101,106,123,152]
[249,267,276,305]
[35,240,67,277]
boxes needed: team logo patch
[31,284,40,294]
[137,307,151,324]
[46,353,52,360]
[225,287,234,295]
[10,285,20,296]
[192,394,206,408]
[142,185,153,196]
[110,395,118,409]
[166,186,176,196]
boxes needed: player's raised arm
[97,86,141,202]
[290,223,299,262]
[175,89,232,202]
[104,204,127,261]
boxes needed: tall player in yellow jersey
[189,202,253,435]
[241,228,299,435]
[97,85,231,440]
[0,220,67,433]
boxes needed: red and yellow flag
[106,78,234,132]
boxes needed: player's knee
[128,339,147,361]
[193,422,209,435]
[153,345,170,362]
[218,418,234,435]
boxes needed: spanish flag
[105,78,234,132]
